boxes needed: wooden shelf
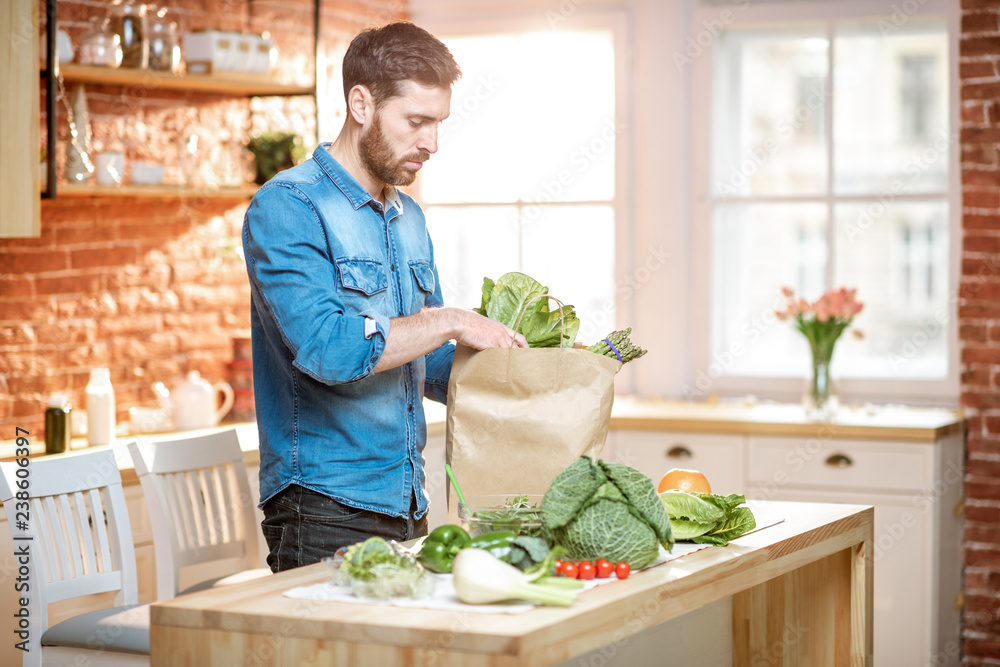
[45,182,258,199]
[45,63,314,97]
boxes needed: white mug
[95,151,125,186]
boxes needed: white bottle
[86,367,116,447]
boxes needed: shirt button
[390,264,395,271]
[408,404,413,412]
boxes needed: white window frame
[689,0,961,405]
[412,1,639,392]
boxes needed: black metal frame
[43,0,56,199]
[314,0,321,140]
[40,0,321,201]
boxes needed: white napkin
[282,542,713,614]
[281,511,785,614]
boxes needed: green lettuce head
[542,456,674,569]
[474,272,579,348]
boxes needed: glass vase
[803,351,838,421]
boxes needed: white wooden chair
[0,449,149,667]
[127,429,270,600]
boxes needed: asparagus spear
[585,327,647,363]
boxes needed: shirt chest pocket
[335,257,388,298]
[409,260,435,311]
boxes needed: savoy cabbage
[542,456,674,569]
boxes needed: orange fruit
[657,468,712,494]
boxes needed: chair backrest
[126,429,260,600]
[0,448,138,659]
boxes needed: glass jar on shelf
[147,6,180,73]
[76,16,122,68]
[108,1,148,69]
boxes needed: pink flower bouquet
[776,287,864,417]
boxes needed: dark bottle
[44,393,72,455]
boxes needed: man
[243,21,527,572]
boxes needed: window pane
[711,203,828,376]
[422,30,616,205]
[421,36,520,204]
[833,20,949,194]
[425,205,520,308]
[520,205,616,344]
[712,28,828,197]
[834,201,949,378]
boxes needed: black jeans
[260,484,428,572]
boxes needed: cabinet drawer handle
[666,445,692,460]
[825,453,854,468]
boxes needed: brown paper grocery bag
[445,342,621,519]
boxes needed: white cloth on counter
[282,542,713,614]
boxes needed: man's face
[359,80,452,187]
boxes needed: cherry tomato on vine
[615,561,631,580]
[595,558,614,578]
[561,561,578,579]
[577,561,596,580]
[555,559,564,574]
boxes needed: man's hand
[374,307,528,373]
[453,309,529,350]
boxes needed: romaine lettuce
[474,272,580,348]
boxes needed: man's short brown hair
[342,21,461,106]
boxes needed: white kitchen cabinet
[605,429,744,495]
[746,433,964,667]
[610,413,964,667]
[762,486,953,666]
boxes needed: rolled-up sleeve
[424,342,453,403]
[243,183,387,384]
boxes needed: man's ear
[347,84,374,125]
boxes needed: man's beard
[359,112,430,187]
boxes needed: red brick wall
[0,0,405,440]
[961,0,1000,663]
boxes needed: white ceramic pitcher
[158,371,235,431]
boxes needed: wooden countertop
[431,395,964,441]
[0,423,261,486]
[606,397,965,442]
[0,395,964,467]
[149,500,874,666]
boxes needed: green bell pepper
[468,530,517,561]
[417,524,471,573]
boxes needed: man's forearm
[374,306,529,372]
[374,307,458,372]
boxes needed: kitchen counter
[607,396,964,442]
[0,395,963,464]
[0,422,262,485]
[149,500,874,666]
[1,398,953,664]
[436,395,962,441]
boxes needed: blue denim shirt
[242,143,454,519]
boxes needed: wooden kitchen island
[150,500,873,666]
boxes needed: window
[901,55,938,141]
[698,12,953,395]
[415,26,620,342]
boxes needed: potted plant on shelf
[246,132,305,185]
